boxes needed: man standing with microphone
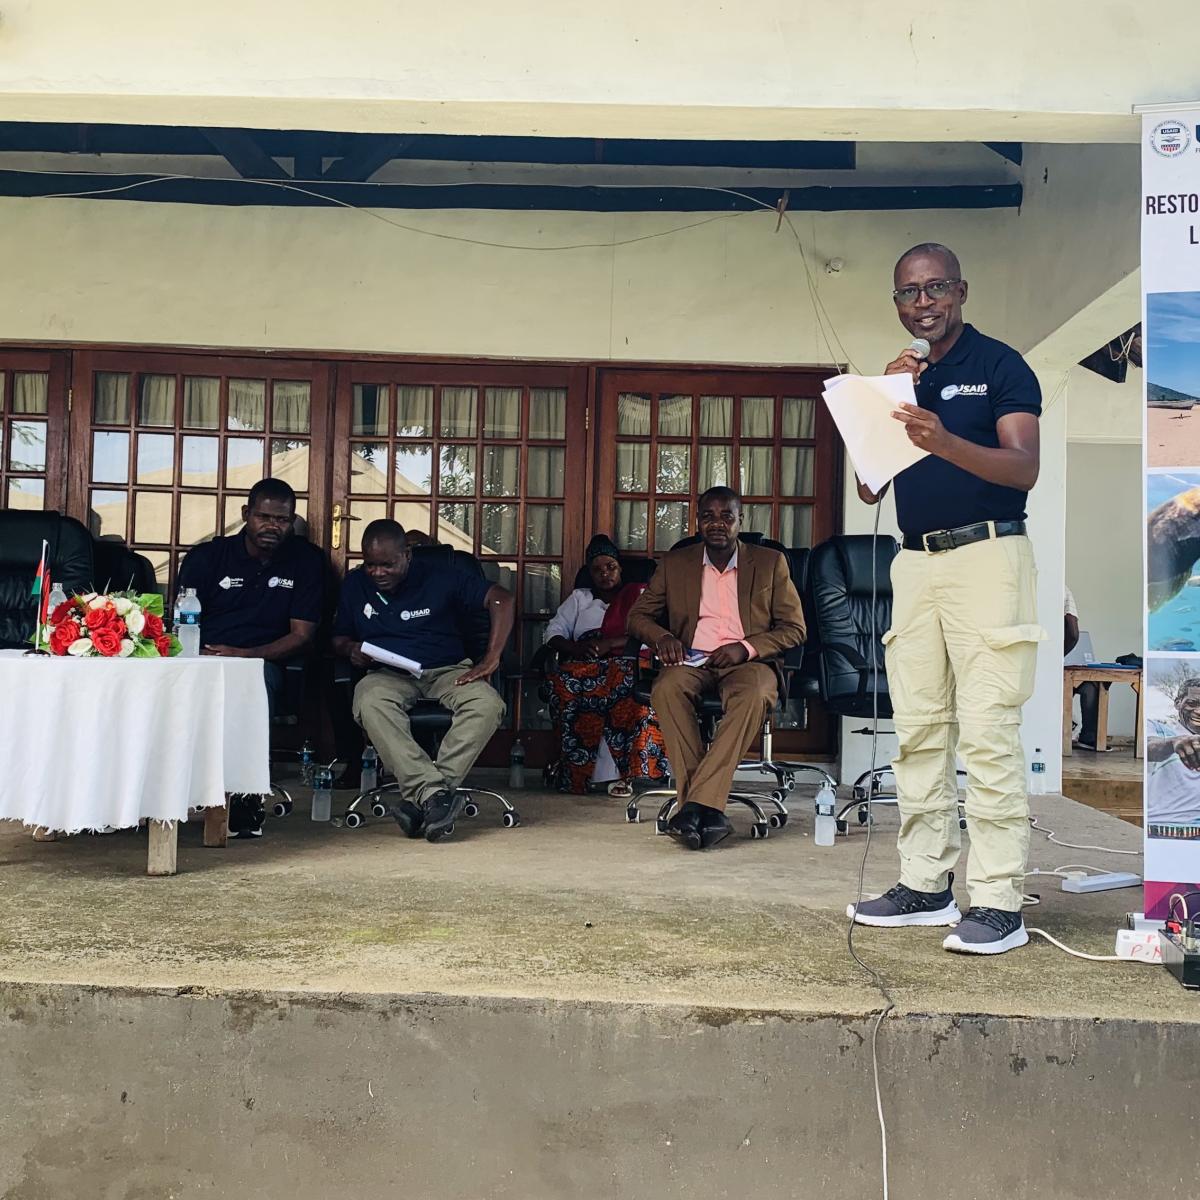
[848,243,1045,956]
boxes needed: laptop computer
[1064,630,1096,666]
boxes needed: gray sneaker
[942,907,1029,955]
[847,874,961,927]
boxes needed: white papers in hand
[821,373,929,495]
[361,642,423,677]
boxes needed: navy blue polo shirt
[176,533,324,648]
[333,560,491,669]
[893,324,1042,538]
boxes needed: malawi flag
[30,539,50,628]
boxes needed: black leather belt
[902,519,1026,554]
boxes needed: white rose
[113,597,134,616]
[118,639,136,658]
[88,595,107,611]
[67,638,93,656]
[124,609,146,636]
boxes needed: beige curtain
[530,388,566,439]
[614,500,647,551]
[740,446,774,495]
[781,447,814,496]
[782,397,816,438]
[481,504,519,556]
[137,375,176,426]
[698,445,729,489]
[441,386,478,437]
[658,395,692,436]
[397,385,432,436]
[697,395,731,437]
[527,447,564,497]
[485,387,521,438]
[273,381,311,434]
[616,444,649,492]
[740,396,773,438]
[526,506,563,555]
[12,373,48,415]
[228,379,266,431]
[93,374,129,424]
[183,377,219,429]
[617,394,651,436]
[483,446,520,496]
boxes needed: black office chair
[0,510,94,650]
[90,536,157,594]
[807,534,966,832]
[340,544,518,832]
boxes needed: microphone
[908,337,931,360]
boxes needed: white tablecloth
[0,653,271,833]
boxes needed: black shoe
[666,801,706,851]
[423,789,467,843]
[698,806,734,849]
[847,874,961,927]
[942,907,1029,955]
[388,799,425,839]
[228,794,266,840]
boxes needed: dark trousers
[263,661,284,722]
[1075,681,1109,746]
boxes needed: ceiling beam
[323,135,413,182]
[982,142,1023,167]
[200,128,290,180]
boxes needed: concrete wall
[0,0,1188,140]
[1,982,1196,1200]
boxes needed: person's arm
[456,584,516,685]
[856,476,890,506]
[891,408,1040,490]
[331,578,370,667]
[205,618,317,662]
[625,563,683,664]
[544,591,589,661]
[1148,735,1200,769]
[710,553,806,667]
[1064,613,1080,657]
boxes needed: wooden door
[0,349,70,514]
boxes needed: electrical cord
[1028,815,1140,856]
[1024,928,1128,962]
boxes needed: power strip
[1061,871,1141,894]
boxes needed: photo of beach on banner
[1148,291,1200,468]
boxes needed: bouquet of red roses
[40,591,181,658]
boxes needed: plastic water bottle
[311,764,333,822]
[177,587,201,658]
[361,744,379,794]
[814,783,837,847]
[509,739,526,789]
[299,739,315,786]
[1030,749,1046,796]
[47,582,67,616]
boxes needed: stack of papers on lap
[821,372,929,494]
[362,642,423,677]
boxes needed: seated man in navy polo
[177,477,324,836]
[332,519,515,843]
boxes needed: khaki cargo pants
[884,535,1046,911]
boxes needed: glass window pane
[481,560,517,593]
[658,394,692,437]
[440,386,478,437]
[739,446,774,495]
[350,444,388,495]
[183,377,219,429]
[94,373,130,423]
[134,491,173,546]
[524,563,562,615]
[10,420,47,472]
[136,433,175,486]
[347,500,387,551]
[782,397,816,439]
[484,387,522,439]
[780,446,815,497]
[617,393,651,436]
[699,395,732,438]
[89,489,127,540]
[657,445,691,494]
[12,373,48,415]
[227,379,265,431]
[226,438,265,488]
[480,504,519,555]
[92,431,129,484]
[272,381,311,434]
[654,502,688,550]
[482,446,520,497]
[397,385,433,436]
[395,443,433,494]
[741,396,774,438]
[614,500,648,551]
[181,436,220,489]
[393,501,431,535]
[742,503,772,536]
[146,549,171,596]
[526,506,563,555]
[779,505,814,548]
[616,444,649,492]
[530,388,566,439]
[178,493,218,546]
[698,445,730,489]
[439,445,476,496]
[438,503,474,551]
[138,375,176,427]
[522,620,551,669]
[527,447,564,498]
[520,678,554,731]
[7,477,44,510]
[353,384,390,437]
[223,495,248,537]
[270,439,310,493]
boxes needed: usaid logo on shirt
[218,576,244,590]
[268,576,294,590]
[400,608,431,622]
[363,602,378,619]
[940,383,988,401]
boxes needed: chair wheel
[836,819,849,834]
[370,801,388,818]
[501,811,520,828]
[271,799,293,818]
[769,812,787,829]
[464,802,480,819]
[771,789,786,804]
[655,819,669,835]
[750,822,770,840]
[784,777,797,792]
[626,805,641,823]
[344,811,365,829]
[857,806,870,825]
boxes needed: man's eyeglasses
[892,279,961,305]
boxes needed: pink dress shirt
[690,549,757,659]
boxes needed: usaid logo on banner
[941,383,988,400]
[400,607,431,622]
[1150,119,1191,158]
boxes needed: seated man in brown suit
[627,486,806,850]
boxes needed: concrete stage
[1,778,1196,1199]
